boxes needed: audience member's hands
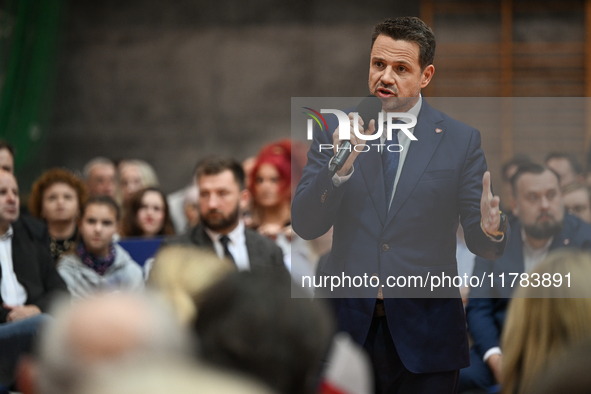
[4,304,41,322]
[481,171,501,235]
[486,353,503,383]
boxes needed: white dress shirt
[0,225,27,307]
[204,220,251,271]
[522,229,553,274]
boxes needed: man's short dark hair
[545,152,584,175]
[510,163,560,196]
[371,16,436,70]
[195,157,245,190]
[0,140,15,158]
[501,154,532,182]
[82,195,121,222]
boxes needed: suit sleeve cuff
[329,159,354,187]
[480,221,505,243]
[483,347,502,362]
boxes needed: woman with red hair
[248,140,292,239]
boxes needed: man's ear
[239,189,251,212]
[420,64,435,88]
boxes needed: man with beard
[461,163,591,392]
[164,158,285,276]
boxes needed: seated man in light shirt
[460,163,591,392]
[0,170,68,388]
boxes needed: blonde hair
[501,249,591,394]
[147,245,234,326]
[119,160,159,188]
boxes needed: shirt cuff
[329,159,354,187]
[483,347,502,362]
[480,221,505,243]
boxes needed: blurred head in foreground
[501,249,591,394]
[147,245,235,326]
[78,358,274,394]
[524,340,591,394]
[193,272,334,394]
[19,292,188,394]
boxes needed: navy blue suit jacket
[292,99,509,373]
[467,214,591,359]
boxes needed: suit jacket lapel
[384,101,445,228]
[192,225,214,248]
[244,229,263,272]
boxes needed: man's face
[198,170,247,233]
[0,149,14,174]
[368,35,434,113]
[512,170,564,239]
[563,188,591,224]
[546,158,576,189]
[87,164,117,197]
[0,171,19,227]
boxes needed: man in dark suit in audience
[0,170,68,388]
[461,163,591,392]
[165,158,286,276]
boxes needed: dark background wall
[46,0,418,192]
[41,0,591,195]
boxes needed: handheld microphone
[328,95,382,178]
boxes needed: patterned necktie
[219,235,236,265]
[382,121,401,209]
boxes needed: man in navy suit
[292,17,509,394]
[461,163,591,392]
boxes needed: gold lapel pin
[435,128,443,134]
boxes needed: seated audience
[461,163,591,392]
[562,183,591,223]
[57,196,143,299]
[28,168,88,262]
[118,160,159,205]
[164,157,286,276]
[193,272,333,394]
[83,157,117,198]
[147,245,234,326]
[545,152,584,190]
[17,292,188,394]
[501,249,591,394]
[0,170,67,388]
[120,187,175,238]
